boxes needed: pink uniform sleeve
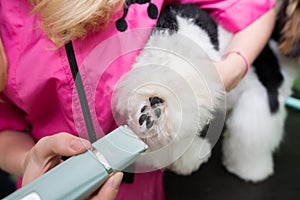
[166,0,276,33]
[0,93,27,131]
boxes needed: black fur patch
[155,5,179,33]
[253,43,284,113]
[271,19,281,42]
[156,4,219,50]
[199,122,210,138]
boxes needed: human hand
[89,172,123,200]
[22,133,91,185]
[22,133,123,200]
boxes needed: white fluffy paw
[126,94,177,149]
[169,137,211,175]
[222,138,274,182]
[223,155,274,182]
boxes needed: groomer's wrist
[215,53,247,92]
[223,51,250,76]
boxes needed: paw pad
[138,96,164,130]
[149,97,164,107]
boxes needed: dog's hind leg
[168,136,212,175]
[222,69,286,182]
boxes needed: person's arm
[0,130,35,177]
[215,7,277,91]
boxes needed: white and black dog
[113,3,298,182]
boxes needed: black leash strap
[65,41,97,143]
[65,41,134,183]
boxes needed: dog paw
[168,137,211,175]
[222,140,274,182]
[138,96,165,131]
[223,154,274,182]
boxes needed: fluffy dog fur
[113,3,298,182]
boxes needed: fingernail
[70,139,90,151]
[112,172,123,190]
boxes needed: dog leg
[222,70,286,182]
[168,136,211,175]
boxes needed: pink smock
[0,0,274,199]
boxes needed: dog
[112,3,299,182]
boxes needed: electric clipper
[4,126,147,200]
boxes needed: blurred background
[0,170,15,198]
[164,107,300,200]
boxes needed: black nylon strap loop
[65,41,135,183]
[65,41,97,143]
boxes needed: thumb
[93,172,123,200]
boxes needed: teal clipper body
[4,126,147,200]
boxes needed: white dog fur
[112,4,297,182]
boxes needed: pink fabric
[0,0,274,199]
[168,0,275,33]
[197,0,275,33]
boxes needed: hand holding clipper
[4,126,147,200]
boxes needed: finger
[34,133,91,159]
[91,172,123,200]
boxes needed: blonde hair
[29,0,125,47]
[278,0,300,60]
